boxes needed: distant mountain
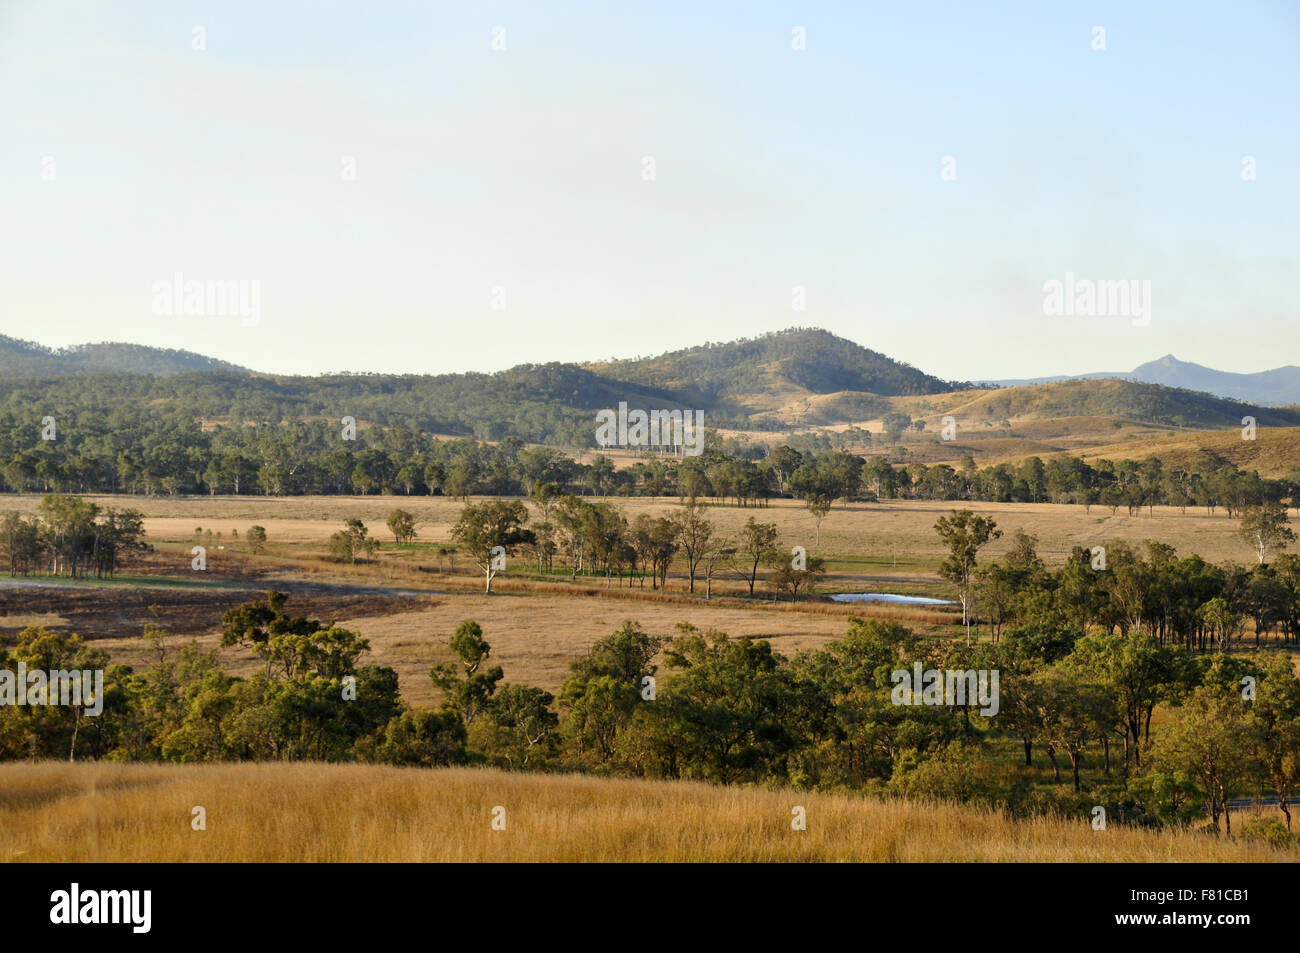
[932,377,1300,430]
[0,335,249,376]
[3,330,1299,451]
[583,328,957,415]
[985,355,1300,407]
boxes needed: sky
[1,0,1297,379]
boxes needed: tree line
[1,400,1295,522]
[447,496,825,601]
[1,495,149,578]
[965,526,1300,650]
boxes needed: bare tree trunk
[1046,745,1061,784]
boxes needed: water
[830,593,955,605]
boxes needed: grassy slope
[0,762,1292,862]
[723,377,1300,475]
[1077,426,1300,475]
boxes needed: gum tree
[734,517,779,597]
[675,499,714,594]
[1238,501,1295,566]
[385,508,417,545]
[934,509,1001,631]
[451,500,533,593]
[1250,651,1300,830]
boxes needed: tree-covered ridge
[2,328,1297,450]
[0,335,248,377]
[1,372,1298,508]
[0,363,755,447]
[584,327,959,399]
[946,378,1300,429]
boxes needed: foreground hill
[0,762,1288,862]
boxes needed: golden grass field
[0,762,1293,862]
[0,493,1276,565]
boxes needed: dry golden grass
[0,613,69,629]
[2,493,1272,568]
[1078,426,1300,478]
[741,385,1300,475]
[88,592,868,702]
[0,762,1291,862]
[338,595,863,701]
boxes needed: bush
[888,743,986,803]
[1239,815,1293,849]
[358,709,467,767]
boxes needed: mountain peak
[988,354,1300,406]
[587,327,956,400]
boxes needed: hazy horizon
[3,0,1297,379]
[3,326,1299,383]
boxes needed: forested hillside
[941,378,1300,430]
[0,336,248,376]
[2,329,1298,498]
[584,328,960,404]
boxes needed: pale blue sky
[1,0,1296,379]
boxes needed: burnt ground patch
[0,581,440,642]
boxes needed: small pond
[829,593,955,605]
